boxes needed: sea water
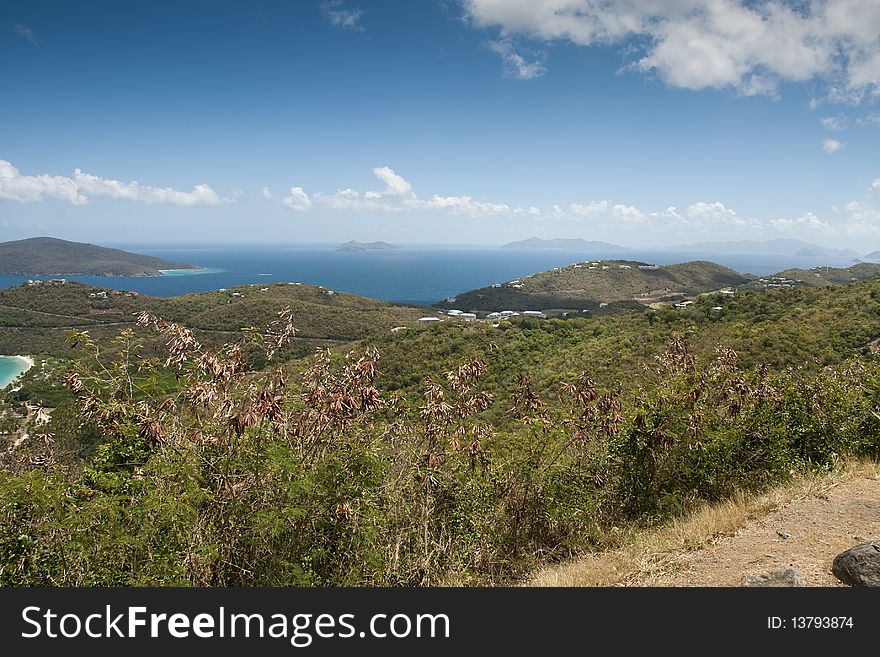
[0,244,860,306]
[0,356,32,389]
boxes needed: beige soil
[631,472,880,586]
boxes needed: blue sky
[2,0,880,250]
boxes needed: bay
[0,355,33,389]
[0,244,861,306]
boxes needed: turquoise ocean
[0,356,32,389]
[0,244,861,306]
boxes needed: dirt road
[630,471,880,586]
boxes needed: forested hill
[740,262,880,289]
[0,280,427,357]
[436,259,751,313]
[0,237,198,276]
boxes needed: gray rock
[741,566,805,587]
[832,540,880,587]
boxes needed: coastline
[0,355,34,389]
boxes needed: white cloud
[314,187,369,210]
[856,112,880,126]
[840,200,880,235]
[488,39,546,79]
[322,1,364,30]
[261,186,273,199]
[283,164,880,244]
[290,166,533,217]
[569,200,645,223]
[821,116,846,131]
[686,201,754,227]
[281,186,312,211]
[823,138,843,153]
[0,159,225,206]
[464,0,880,99]
[14,23,38,48]
[770,211,836,235]
[368,166,414,198]
[416,194,517,217]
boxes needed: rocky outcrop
[832,540,880,586]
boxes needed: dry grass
[524,458,880,587]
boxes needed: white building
[419,316,442,325]
[447,309,463,316]
[522,311,546,318]
[460,313,477,321]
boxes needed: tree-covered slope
[436,259,751,313]
[0,237,198,275]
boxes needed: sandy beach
[0,355,35,389]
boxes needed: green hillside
[436,259,751,313]
[349,278,880,417]
[0,237,198,276]
[0,281,426,357]
[742,262,880,289]
[1,263,879,590]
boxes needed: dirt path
[629,471,880,586]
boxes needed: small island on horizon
[0,237,199,276]
[336,240,398,252]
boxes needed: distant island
[672,238,860,258]
[505,237,868,259]
[501,237,630,252]
[336,240,398,252]
[0,237,199,276]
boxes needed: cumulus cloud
[569,200,645,223]
[488,39,546,79]
[14,23,38,47]
[261,186,273,199]
[0,159,225,206]
[686,201,755,227]
[322,1,364,30]
[281,164,880,244]
[282,187,312,211]
[463,0,880,99]
[770,211,836,235]
[823,138,843,153]
[366,166,414,199]
[289,166,537,217]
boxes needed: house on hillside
[419,316,442,325]
[522,310,546,318]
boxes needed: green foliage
[435,259,750,313]
[1,279,879,587]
